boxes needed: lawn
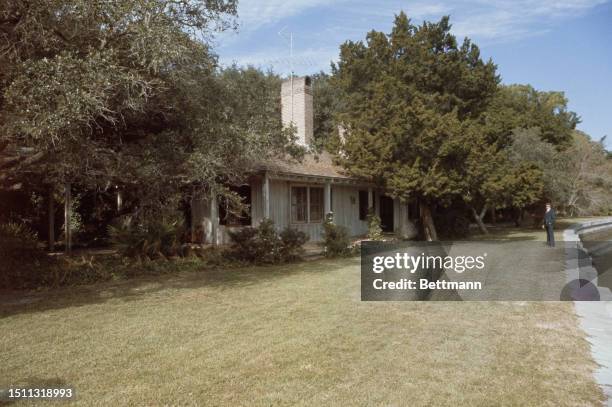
[468,217,582,241]
[0,221,605,406]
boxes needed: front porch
[191,170,416,245]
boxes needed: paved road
[565,219,612,407]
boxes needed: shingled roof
[259,151,359,181]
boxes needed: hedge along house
[191,76,416,245]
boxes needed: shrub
[227,226,257,248]
[0,222,45,261]
[253,218,283,263]
[198,246,234,267]
[107,217,185,260]
[0,222,52,289]
[228,220,276,263]
[279,227,309,261]
[366,210,383,240]
[59,195,84,247]
[321,213,351,257]
[228,219,308,264]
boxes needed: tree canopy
[509,129,611,216]
[1,0,295,219]
[482,84,580,148]
[325,12,591,237]
[331,13,499,238]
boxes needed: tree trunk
[491,206,496,225]
[479,205,488,221]
[64,183,72,254]
[48,186,55,251]
[471,206,489,235]
[420,203,438,241]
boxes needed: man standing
[542,203,556,247]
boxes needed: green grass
[468,217,582,241]
[0,221,605,406]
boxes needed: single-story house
[191,76,417,244]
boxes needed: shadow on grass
[464,225,539,241]
[0,257,359,319]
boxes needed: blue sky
[215,0,612,149]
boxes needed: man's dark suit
[544,209,556,247]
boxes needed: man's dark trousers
[546,223,555,247]
[544,209,556,247]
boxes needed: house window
[291,186,308,222]
[219,185,252,226]
[291,186,324,223]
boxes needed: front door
[379,196,394,232]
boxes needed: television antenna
[278,26,295,122]
[278,26,294,79]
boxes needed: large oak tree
[1,0,294,222]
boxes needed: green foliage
[434,205,471,239]
[107,217,185,260]
[366,210,383,241]
[509,129,612,216]
[332,13,500,238]
[0,189,48,229]
[329,12,587,235]
[279,228,310,261]
[227,227,258,252]
[228,219,308,264]
[321,213,352,257]
[458,83,581,226]
[1,0,236,186]
[459,126,545,221]
[0,222,52,289]
[236,218,280,264]
[0,0,299,227]
[195,246,233,267]
[60,194,83,245]
[482,85,579,148]
[505,164,544,210]
[0,222,46,262]
[0,253,222,290]
[311,72,344,151]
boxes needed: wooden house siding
[253,179,366,242]
[191,175,414,245]
[331,185,368,237]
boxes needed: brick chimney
[281,76,313,147]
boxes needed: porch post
[116,188,123,212]
[375,190,380,217]
[64,183,72,253]
[324,181,331,215]
[210,189,218,245]
[263,172,270,219]
[368,187,373,212]
[190,187,196,243]
[48,186,55,251]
